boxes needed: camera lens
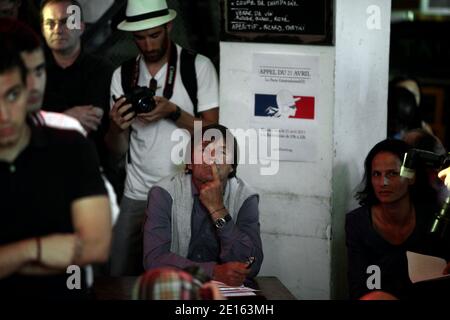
[137,96,154,113]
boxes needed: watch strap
[168,105,181,122]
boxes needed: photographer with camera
[105,0,219,276]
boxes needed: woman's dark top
[346,204,450,299]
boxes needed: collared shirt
[143,179,263,278]
[0,122,106,298]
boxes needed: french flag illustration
[254,93,315,119]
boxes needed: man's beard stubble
[143,33,169,64]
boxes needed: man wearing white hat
[106,0,219,276]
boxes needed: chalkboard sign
[221,0,333,45]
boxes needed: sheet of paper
[407,251,450,283]
[222,292,256,297]
[211,281,259,297]
[250,53,320,162]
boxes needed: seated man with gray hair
[143,124,263,286]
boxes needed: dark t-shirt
[345,204,450,300]
[0,124,106,299]
[42,48,115,182]
[43,49,113,117]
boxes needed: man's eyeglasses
[43,18,69,30]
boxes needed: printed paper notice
[251,53,319,162]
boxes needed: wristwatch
[168,105,182,122]
[215,214,232,229]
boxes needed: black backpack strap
[120,57,138,165]
[120,57,138,95]
[180,48,198,117]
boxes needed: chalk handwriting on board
[222,0,333,45]
[229,3,300,33]
[227,0,323,35]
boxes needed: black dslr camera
[119,86,156,115]
[400,148,450,239]
[125,86,156,114]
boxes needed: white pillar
[331,0,391,299]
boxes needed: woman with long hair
[345,139,450,300]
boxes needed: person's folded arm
[443,261,450,275]
[71,195,111,265]
[0,239,39,279]
[216,195,263,278]
[6,134,110,276]
[68,132,112,266]
[143,187,216,277]
[16,234,76,275]
[14,195,111,276]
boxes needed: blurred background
[390,0,450,148]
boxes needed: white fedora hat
[118,0,177,32]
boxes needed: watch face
[215,217,226,228]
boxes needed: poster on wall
[250,53,319,162]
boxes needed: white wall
[331,0,391,299]
[220,0,391,299]
[78,0,114,23]
[220,43,335,299]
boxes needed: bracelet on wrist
[210,206,226,215]
[72,236,83,264]
[167,105,182,122]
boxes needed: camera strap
[163,41,177,100]
[131,41,178,100]
[121,43,198,115]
